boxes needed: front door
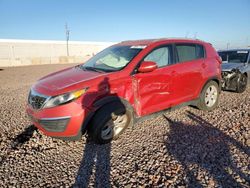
[132,45,175,116]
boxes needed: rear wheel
[197,81,219,111]
[88,101,132,144]
[236,73,247,93]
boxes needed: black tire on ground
[197,80,219,111]
[236,73,247,93]
[87,101,133,144]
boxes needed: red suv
[27,38,222,144]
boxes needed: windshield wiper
[81,66,105,73]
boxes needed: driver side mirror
[138,61,157,73]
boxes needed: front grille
[39,117,70,132]
[28,90,49,110]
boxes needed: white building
[0,39,114,67]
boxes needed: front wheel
[236,73,247,93]
[197,81,219,111]
[88,101,133,144]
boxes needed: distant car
[218,49,250,93]
[27,38,221,144]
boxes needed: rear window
[218,50,249,63]
[176,44,205,62]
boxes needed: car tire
[197,81,219,111]
[236,73,247,93]
[88,101,133,144]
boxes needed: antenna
[185,31,189,38]
[194,32,197,39]
[65,23,70,56]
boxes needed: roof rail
[121,37,205,43]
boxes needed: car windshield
[80,45,143,72]
[218,51,249,63]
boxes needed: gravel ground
[0,64,249,188]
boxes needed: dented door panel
[133,67,174,116]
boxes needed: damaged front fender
[221,68,242,91]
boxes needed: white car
[218,49,250,93]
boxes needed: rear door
[170,43,205,105]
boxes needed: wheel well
[211,78,220,88]
[199,77,221,97]
[81,97,135,134]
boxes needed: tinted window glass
[176,44,205,62]
[196,45,205,58]
[144,47,171,67]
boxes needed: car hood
[33,66,104,95]
[221,62,245,71]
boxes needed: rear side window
[196,45,205,59]
[176,44,205,62]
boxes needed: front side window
[218,50,249,63]
[144,46,171,67]
[81,46,142,72]
[176,44,205,62]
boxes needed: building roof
[0,39,115,46]
[218,48,250,52]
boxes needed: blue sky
[0,0,249,49]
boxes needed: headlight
[43,88,88,108]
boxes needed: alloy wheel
[205,85,218,107]
[101,113,128,140]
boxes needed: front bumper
[26,100,89,138]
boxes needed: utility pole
[226,42,230,50]
[65,23,70,56]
